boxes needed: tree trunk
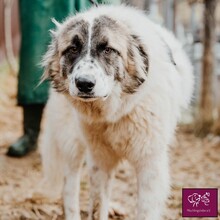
[213,105,220,135]
[195,0,216,137]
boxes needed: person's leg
[6,0,67,157]
[7,104,44,157]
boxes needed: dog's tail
[170,41,194,110]
[154,24,194,110]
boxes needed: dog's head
[42,7,149,119]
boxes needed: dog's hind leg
[63,143,85,220]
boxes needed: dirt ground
[0,70,220,220]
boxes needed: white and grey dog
[40,5,194,220]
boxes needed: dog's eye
[69,45,79,54]
[104,47,112,54]
[62,44,81,57]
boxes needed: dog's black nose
[75,76,95,93]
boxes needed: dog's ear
[40,32,60,84]
[40,18,64,85]
[40,31,68,93]
[128,35,149,77]
[123,35,149,94]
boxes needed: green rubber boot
[6,104,44,157]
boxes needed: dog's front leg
[63,145,85,220]
[135,151,170,220]
[89,168,113,220]
[87,156,115,220]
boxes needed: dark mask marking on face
[42,19,89,93]
[60,20,89,78]
[90,15,149,95]
[64,20,89,37]
[90,16,122,76]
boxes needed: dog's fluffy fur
[40,5,194,220]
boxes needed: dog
[40,5,194,220]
